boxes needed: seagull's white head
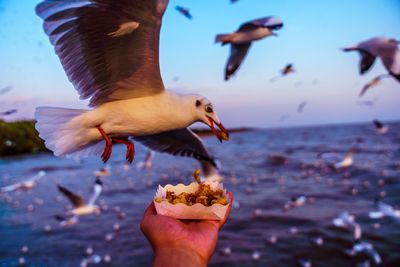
[192,96,229,142]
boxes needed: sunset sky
[0,0,399,128]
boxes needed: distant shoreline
[0,120,254,157]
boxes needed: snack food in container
[153,179,230,220]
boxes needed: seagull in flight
[369,201,400,222]
[175,6,192,20]
[345,241,382,265]
[333,211,362,240]
[334,149,354,169]
[136,150,155,170]
[343,37,400,82]
[215,16,283,80]
[0,109,18,116]
[0,85,13,95]
[270,63,296,82]
[34,0,229,164]
[359,74,390,97]
[373,119,388,134]
[297,101,308,113]
[56,178,103,225]
[0,171,46,193]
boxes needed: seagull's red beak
[206,116,229,142]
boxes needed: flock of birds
[0,0,399,266]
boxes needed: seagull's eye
[206,106,213,113]
[195,100,202,107]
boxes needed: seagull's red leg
[96,126,112,163]
[113,138,135,164]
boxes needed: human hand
[140,192,233,267]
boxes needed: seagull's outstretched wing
[0,183,21,193]
[36,0,169,107]
[239,17,283,31]
[225,43,251,80]
[373,119,383,129]
[343,47,376,74]
[57,184,85,208]
[133,128,217,166]
[359,51,376,74]
[88,178,103,205]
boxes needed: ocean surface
[1,122,399,267]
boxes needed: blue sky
[0,0,399,128]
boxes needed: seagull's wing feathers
[36,0,169,107]
[0,183,21,193]
[225,43,251,81]
[373,119,383,129]
[133,128,217,166]
[57,184,85,208]
[359,50,376,74]
[239,17,283,31]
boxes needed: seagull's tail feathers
[35,107,103,159]
[215,33,234,45]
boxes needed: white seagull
[334,149,354,169]
[56,178,102,219]
[369,201,400,222]
[0,171,46,193]
[136,150,155,170]
[345,241,382,265]
[333,211,362,240]
[34,0,229,164]
[343,36,400,82]
[215,16,283,80]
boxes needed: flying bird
[34,0,229,164]
[334,149,354,169]
[56,178,103,218]
[270,63,296,82]
[282,64,295,76]
[0,109,17,116]
[359,74,390,97]
[369,201,400,222]
[346,241,382,265]
[0,85,12,95]
[136,150,155,170]
[215,16,283,80]
[333,211,362,240]
[0,171,46,193]
[297,101,308,113]
[343,37,400,82]
[373,119,388,134]
[175,6,192,20]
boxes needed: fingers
[140,201,157,233]
[218,191,233,229]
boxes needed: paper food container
[153,181,230,220]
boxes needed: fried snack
[153,174,229,220]
[162,183,228,206]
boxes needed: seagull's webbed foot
[97,126,113,163]
[113,138,135,164]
